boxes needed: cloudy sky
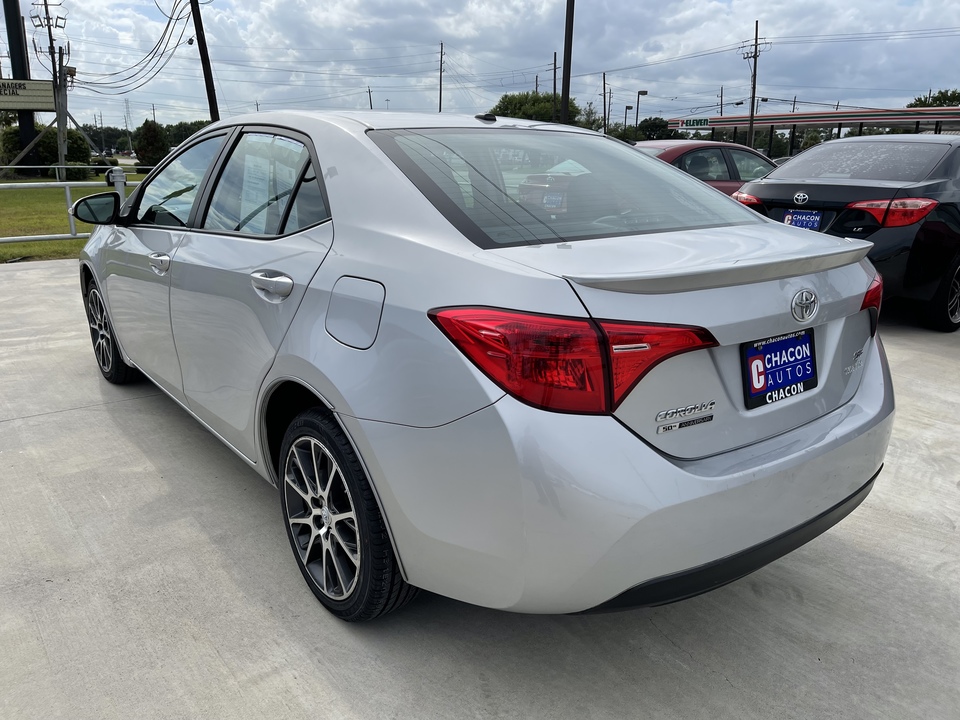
[3,0,960,130]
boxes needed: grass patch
[0,175,145,262]
[0,238,88,263]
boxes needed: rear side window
[282,161,330,233]
[204,133,310,235]
[370,128,760,248]
[677,148,729,181]
[768,141,949,182]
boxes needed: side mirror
[71,192,120,225]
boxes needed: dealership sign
[0,80,55,111]
[677,118,710,128]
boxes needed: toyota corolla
[72,111,894,621]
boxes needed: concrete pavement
[1,259,958,719]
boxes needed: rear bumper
[345,334,894,614]
[582,469,878,613]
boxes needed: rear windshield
[767,141,949,182]
[369,128,761,248]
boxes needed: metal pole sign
[0,79,55,111]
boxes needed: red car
[635,140,777,195]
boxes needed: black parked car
[735,135,960,331]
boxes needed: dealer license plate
[543,192,564,209]
[783,209,822,231]
[741,328,818,410]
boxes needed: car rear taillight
[732,191,764,208]
[860,273,883,337]
[845,198,938,228]
[430,308,717,413]
[599,322,718,407]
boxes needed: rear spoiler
[565,241,872,294]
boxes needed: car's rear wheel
[923,255,960,332]
[279,409,417,621]
[84,279,139,384]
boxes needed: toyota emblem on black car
[792,289,819,322]
[794,192,809,205]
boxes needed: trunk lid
[742,178,947,238]
[488,225,876,459]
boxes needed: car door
[103,133,228,402]
[169,129,333,461]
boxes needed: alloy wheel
[948,265,960,325]
[86,287,113,374]
[282,436,361,600]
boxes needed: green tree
[133,119,169,168]
[0,123,88,165]
[907,89,960,108]
[637,117,683,140]
[489,91,581,124]
[165,119,211,146]
[577,101,603,132]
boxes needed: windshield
[767,141,950,182]
[369,128,762,248]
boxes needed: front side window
[135,136,224,227]
[729,149,775,181]
[371,129,760,248]
[204,133,311,235]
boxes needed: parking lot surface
[1,259,958,720]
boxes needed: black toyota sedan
[735,135,960,331]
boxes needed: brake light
[860,273,883,337]
[431,308,717,413]
[845,198,938,228]
[733,191,764,207]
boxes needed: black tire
[279,409,417,621]
[83,279,140,384]
[923,254,960,332]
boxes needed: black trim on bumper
[581,468,881,614]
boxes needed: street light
[635,90,648,138]
[385,99,390,110]
[624,105,633,134]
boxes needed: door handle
[250,271,294,299]
[148,252,170,275]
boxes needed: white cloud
[2,0,958,129]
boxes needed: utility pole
[535,74,538,93]
[367,86,373,109]
[152,103,156,122]
[739,21,769,148]
[552,51,557,121]
[55,45,67,177]
[97,112,105,152]
[719,86,723,116]
[559,0,574,123]
[190,0,219,121]
[438,42,443,112]
[601,72,607,133]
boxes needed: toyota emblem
[793,192,809,205]
[791,289,819,323]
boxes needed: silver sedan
[72,111,894,621]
